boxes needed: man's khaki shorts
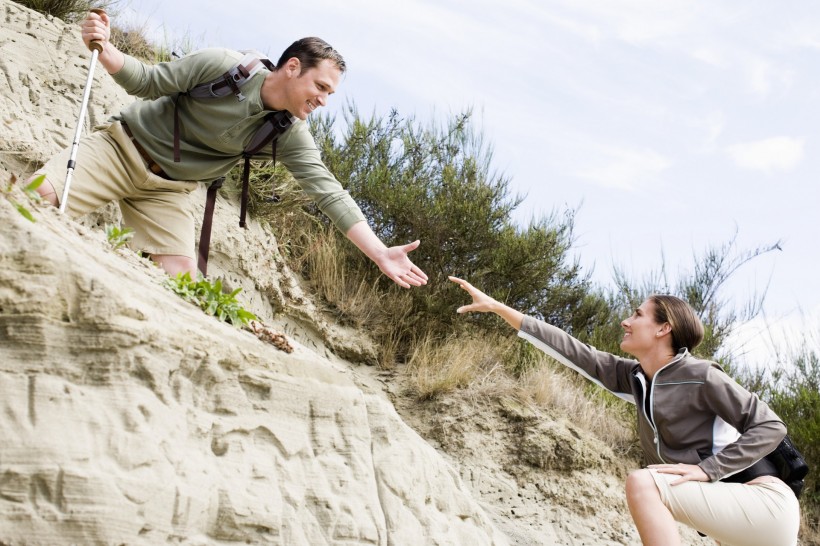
[650,469,800,546]
[34,121,199,258]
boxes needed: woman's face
[620,299,663,357]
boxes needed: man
[33,11,428,289]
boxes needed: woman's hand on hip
[648,463,710,486]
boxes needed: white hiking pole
[60,8,105,214]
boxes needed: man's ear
[284,57,301,77]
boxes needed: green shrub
[3,174,43,222]
[104,223,133,250]
[316,108,602,340]
[164,273,256,328]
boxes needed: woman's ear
[655,322,672,338]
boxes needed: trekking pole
[60,8,106,214]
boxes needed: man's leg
[100,121,199,277]
[150,254,197,278]
[33,122,200,276]
[29,124,133,216]
[35,177,59,206]
[626,469,681,546]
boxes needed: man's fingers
[411,265,428,281]
[406,272,426,285]
[402,240,421,253]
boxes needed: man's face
[284,58,341,120]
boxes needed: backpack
[765,434,810,498]
[172,51,295,275]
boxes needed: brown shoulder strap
[197,177,225,276]
[197,112,293,276]
[239,111,292,227]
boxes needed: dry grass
[801,516,820,546]
[403,331,639,458]
[406,333,509,400]
[15,0,116,22]
[303,232,378,323]
[238,171,418,368]
[520,364,637,456]
[109,23,157,61]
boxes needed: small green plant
[105,223,134,249]
[3,174,43,222]
[164,273,256,327]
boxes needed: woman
[449,276,800,546]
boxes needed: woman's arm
[449,276,523,329]
[697,365,786,481]
[450,276,638,401]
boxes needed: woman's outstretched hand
[449,276,525,329]
[449,276,497,313]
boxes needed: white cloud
[747,59,774,96]
[553,0,704,45]
[726,137,805,172]
[576,146,671,191]
[727,306,820,373]
[740,57,793,98]
[691,47,725,67]
[688,111,726,152]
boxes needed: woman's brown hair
[650,295,704,353]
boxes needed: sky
[117,0,820,367]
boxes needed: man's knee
[150,254,197,278]
[30,175,59,207]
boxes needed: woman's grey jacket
[518,316,786,481]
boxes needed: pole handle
[88,8,106,53]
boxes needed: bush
[308,107,603,344]
[232,107,608,363]
[590,233,781,362]
[732,337,820,539]
[14,0,115,23]
[164,273,256,328]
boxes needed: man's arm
[81,11,125,74]
[346,222,428,288]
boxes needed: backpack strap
[197,110,294,276]
[238,110,294,228]
[187,55,275,101]
[197,176,225,276]
[174,52,274,163]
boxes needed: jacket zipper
[642,351,687,463]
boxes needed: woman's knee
[626,469,660,506]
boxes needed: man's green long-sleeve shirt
[111,47,366,234]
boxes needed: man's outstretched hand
[377,240,428,288]
[345,222,428,288]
